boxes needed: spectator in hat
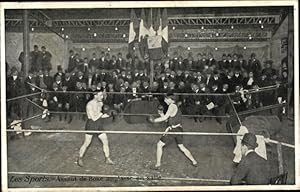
[99,51,107,70]
[170,52,179,71]
[238,54,248,72]
[248,53,262,76]
[230,133,270,185]
[41,46,52,72]
[30,45,43,72]
[232,54,241,71]
[68,50,76,73]
[89,52,99,72]
[218,53,229,71]
[227,54,233,69]
[207,52,217,68]
[262,60,277,80]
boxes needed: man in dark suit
[99,51,107,70]
[68,50,76,73]
[248,53,262,77]
[30,45,43,72]
[41,46,52,72]
[218,54,229,71]
[230,133,270,185]
[207,52,217,68]
[89,53,99,72]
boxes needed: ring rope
[7,171,230,183]
[227,94,243,126]
[26,98,45,111]
[6,129,244,136]
[48,111,230,118]
[226,93,295,149]
[27,82,44,91]
[5,129,295,149]
[23,83,284,96]
[6,92,41,102]
[237,103,287,116]
[7,113,44,128]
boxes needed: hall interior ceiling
[5,7,290,42]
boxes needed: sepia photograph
[1,1,299,191]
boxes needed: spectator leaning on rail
[230,132,270,185]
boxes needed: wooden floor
[7,114,295,187]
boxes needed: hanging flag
[139,8,148,42]
[153,8,162,35]
[147,8,163,60]
[147,8,156,36]
[128,9,138,58]
[138,8,148,59]
[161,8,168,56]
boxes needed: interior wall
[71,40,271,66]
[5,32,65,73]
[5,32,273,74]
[270,16,289,70]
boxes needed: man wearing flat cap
[230,133,270,185]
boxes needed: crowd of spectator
[7,45,289,124]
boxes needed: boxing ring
[5,83,295,187]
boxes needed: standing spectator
[200,53,208,71]
[89,53,99,72]
[248,53,262,77]
[207,52,217,68]
[218,54,229,71]
[30,45,42,72]
[81,57,90,75]
[194,53,204,72]
[99,51,106,70]
[170,52,179,71]
[68,50,76,73]
[116,52,126,71]
[227,54,233,70]
[232,54,241,71]
[41,46,52,72]
[238,54,248,72]
[74,53,83,71]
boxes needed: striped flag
[161,8,168,56]
[128,9,138,57]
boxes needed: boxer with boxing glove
[77,90,114,167]
[148,93,198,170]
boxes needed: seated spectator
[114,86,127,112]
[243,71,256,90]
[262,60,276,80]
